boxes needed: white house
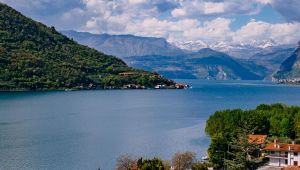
[264,142,300,167]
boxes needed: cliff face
[274,47,300,80]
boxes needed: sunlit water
[1,80,300,170]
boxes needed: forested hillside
[0,3,173,90]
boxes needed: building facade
[264,143,300,167]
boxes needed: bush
[192,162,210,170]
[139,157,165,170]
[115,154,135,170]
[172,151,196,170]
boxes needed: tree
[295,112,300,138]
[192,162,210,170]
[172,151,196,170]
[280,118,293,137]
[207,134,229,170]
[139,157,165,170]
[162,161,171,170]
[115,154,135,170]
[224,132,260,170]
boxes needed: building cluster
[249,135,300,169]
[121,83,190,89]
[154,83,190,89]
[278,78,300,84]
[122,84,146,89]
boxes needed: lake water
[1,80,300,170]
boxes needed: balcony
[265,154,288,159]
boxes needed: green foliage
[191,162,210,170]
[138,158,165,170]
[0,3,173,90]
[206,103,300,139]
[207,134,229,169]
[295,112,300,137]
[224,132,260,170]
[206,103,300,169]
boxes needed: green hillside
[0,3,174,90]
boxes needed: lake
[1,80,300,170]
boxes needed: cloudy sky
[1,0,300,45]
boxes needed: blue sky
[231,4,284,30]
[1,0,300,45]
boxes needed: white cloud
[75,0,300,45]
[76,0,161,33]
[128,0,147,4]
[171,0,265,18]
[1,0,300,45]
[203,2,225,14]
[126,18,199,38]
[183,18,233,42]
[233,20,300,44]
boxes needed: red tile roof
[131,164,138,170]
[248,135,267,144]
[264,143,300,152]
[282,166,300,170]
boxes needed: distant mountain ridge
[62,30,184,58]
[62,30,298,80]
[274,45,300,80]
[125,48,263,80]
[172,39,293,59]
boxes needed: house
[248,134,268,145]
[175,83,190,89]
[123,84,145,89]
[264,142,300,167]
[119,72,138,76]
[282,166,300,170]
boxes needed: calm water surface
[1,80,300,170]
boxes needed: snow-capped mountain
[171,39,282,59]
[172,40,209,51]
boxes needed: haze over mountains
[62,30,184,58]
[62,30,299,81]
[125,48,264,80]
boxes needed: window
[294,161,298,166]
[285,152,288,157]
[285,160,288,165]
[294,152,298,156]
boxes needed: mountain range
[124,48,264,80]
[172,40,294,59]
[0,3,174,90]
[62,30,184,58]
[63,30,300,80]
